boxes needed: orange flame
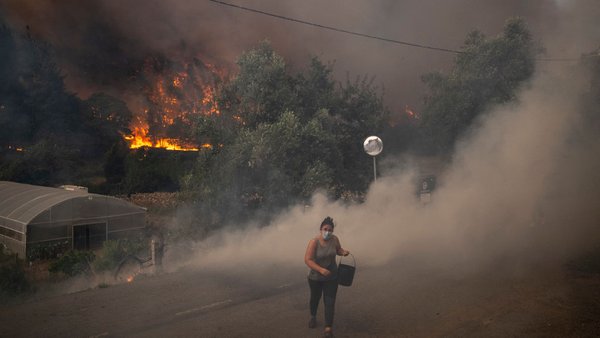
[7,145,25,152]
[405,105,419,119]
[127,275,134,283]
[125,126,202,151]
[123,57,224,151]
[201,86,220,115]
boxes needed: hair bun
[321,216,335,228]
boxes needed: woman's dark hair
[320,216,335,229]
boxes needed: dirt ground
[2,254,600,337]
[561,271,600,336]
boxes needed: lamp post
[363,136,383,181]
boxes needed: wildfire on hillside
[124,126,212,151]
[6,145,24,152]
[124,57,225,151]
[388,105,420,127]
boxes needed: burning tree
[124,56,225,151]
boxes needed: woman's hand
[343,250,350,256]
[320,268,331,277]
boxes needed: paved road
[0,259,574,337]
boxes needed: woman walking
[304,216,350,337]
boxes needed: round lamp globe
[363,136,383,156]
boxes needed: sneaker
[308,316,316,328]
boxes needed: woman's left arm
[335,236,350,256]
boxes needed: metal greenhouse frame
[0,181,146,259]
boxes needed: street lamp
[363,136,383,181]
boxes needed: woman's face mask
[322,229,333,240]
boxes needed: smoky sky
[2,0,599,111]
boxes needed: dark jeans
[308,278,339,327]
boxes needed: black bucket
[337,254,356,287]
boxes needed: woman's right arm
[305,239,329,275]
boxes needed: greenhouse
[0,181,146,259]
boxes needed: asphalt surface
[0,258,582,337]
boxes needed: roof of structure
[0,181,142,226]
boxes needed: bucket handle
[338,253,356,267]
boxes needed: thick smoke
[164,1,600,275]
[179,63,599,278]
[2,0,597,110]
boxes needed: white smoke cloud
[177,63,599,276]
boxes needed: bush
[48,250,95,277]
[0,263,30,295]
[0,246,30,295]
[93,239,147,272]
[28,240,71,260]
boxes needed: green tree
[80,92,132,159]
[197,110,340,223]
[294,57,336,122]
[0,22,33,148]
[330,76,388,194]
[185,42,388,230]
[0,246,30,295]
[82,93,132,135]
[103,139,129,185]
[0,138,81,186]
[418,17,539,154]
[0,23,95,186]
[220,41,298,129]
[122,148,198,193]
[17,35,81,142]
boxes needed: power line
[209,0,585,62]
[209,0,460,54]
